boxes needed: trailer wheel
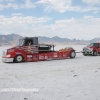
[70,51,76,58]
[14,55,23,63]
[93,51,97,56]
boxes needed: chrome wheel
[15,55,23,63]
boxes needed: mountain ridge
[0,33,100,46]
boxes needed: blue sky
[0,0,100,40]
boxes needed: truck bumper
[2,58,14,62]
[82,51,93,55]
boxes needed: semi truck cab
[2,37,55,62]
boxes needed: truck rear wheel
[70,51,76,58]
[14,55,23,63]
[93,51,97,56]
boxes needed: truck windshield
[88,43,98,47]
[17,39,24,46]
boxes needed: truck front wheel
[83,53,87,56]
[93,51,97,56]
[14,55,23,63]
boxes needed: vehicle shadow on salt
[1,57,80,64]
[84,54,100,57]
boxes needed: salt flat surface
[0,45,100,100]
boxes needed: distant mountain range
[0,33,100,46]
[0,34,22,46]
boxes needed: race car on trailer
[2,37,76,63]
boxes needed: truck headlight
[6,54,11,57]
[90,48,93,51]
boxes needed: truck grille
[83,48,90,52]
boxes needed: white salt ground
[0,45,100,100]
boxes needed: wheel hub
[17,56,22,62]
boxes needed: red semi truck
[2,37,76,63]
[82,43,100,56]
